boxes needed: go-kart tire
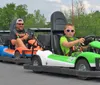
[75,59,91,80]
[14,50,21,65]
[32,56,42,73]
[0,60,3,62]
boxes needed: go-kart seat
[37,34,51,50]
[53,34,63,55]
[8,19,17,49]
[51,11,67,55]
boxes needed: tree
[0,3,28,30]
[15,4,28,18]
[0,3,16,29]
[0,3,49,30]
[24,14,35,28]
[24,10,49,28]
[62,0,100,36]
[33,10,46,28]
[74,0,85,16]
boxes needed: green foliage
[15,4,28,18]
[0,3,50,30]
[62,0,100,36]
[24,10,49,28]
[74,11,100,36]
[0,3,16,29]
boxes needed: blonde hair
[64,23,75,30]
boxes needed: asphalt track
[0,62,100,85]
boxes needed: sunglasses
[66,29,75,32]
[17,23,24,25]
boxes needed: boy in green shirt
[60,24,85,56]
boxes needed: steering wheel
[83,35,95,46]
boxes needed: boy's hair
[64,23,74,30]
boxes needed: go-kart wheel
[32,56,42,73]
[75,59,91,80]
[14,51,21,65]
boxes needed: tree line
[0,3,50,30]
[62,0,100,36]
[0,1,100,36]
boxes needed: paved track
[0,62,100,85]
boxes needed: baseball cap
[16,18,24,23]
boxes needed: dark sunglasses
[17,23,24,25]
[66,29,74,32]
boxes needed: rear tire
[32,56,42,73]
[0,60,3,62]
[75,59,91,80]
[14,51,21,65]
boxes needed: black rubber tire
[75,59,91,80]
[32,56,42,73]
[0,60,3,62]
[14,51,21,65]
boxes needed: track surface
[0,62,100,85]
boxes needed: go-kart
[0,25,51,64]
[0,20,36,64]
[24,11,100,79]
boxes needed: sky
[0,0,100,21]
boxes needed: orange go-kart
[0,20,43,64]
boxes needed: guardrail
[0,28,51,34]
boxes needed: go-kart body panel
[36,50,100,68]
[0,45,32,64]
[89,41,100,48]
[0,45,32,58]
[0,46,14,57]
[24,50,100,78]
[76,52,100,67]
